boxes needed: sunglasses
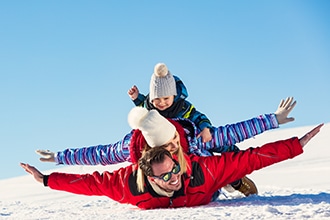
[152,161,181,182]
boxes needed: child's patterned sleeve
[133,93,146,107]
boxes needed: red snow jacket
[46,137,303,209]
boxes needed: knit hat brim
[128,107,176,147]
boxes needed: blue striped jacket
[55,114,279,165]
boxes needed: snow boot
[232,176,258,197]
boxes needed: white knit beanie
[149,63,177,102]
[128,107,176,147]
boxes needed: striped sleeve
[55,131,133,165]
[201,113,279,151]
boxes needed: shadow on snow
[210,192,330,207]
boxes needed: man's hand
[275,97,297,125]
[36,149,55,162]
[20,163,44,183]
[299,123,323,148]
[128,85,139,100]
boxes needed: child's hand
[197,128,212,143]
[128,85,139,100]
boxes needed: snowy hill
[1,123,330,219]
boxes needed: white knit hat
[128,107,176,147]
[149,63,177,102]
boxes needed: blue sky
[0,1,329,180]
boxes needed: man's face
[162,132,180,154]
[151,95,175,111]
[148,155,182,192]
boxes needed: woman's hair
[136,133,188,192]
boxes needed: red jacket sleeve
[200,137,303,190]
[47,166,133,203]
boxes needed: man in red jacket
[20,123,323,209]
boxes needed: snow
[1,123,330,220]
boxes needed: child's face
[152,96,174,111]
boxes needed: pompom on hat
[128,107,176,147]
[149,63,177,102]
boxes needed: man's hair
[138,147,172,177]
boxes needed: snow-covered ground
[1,123,329,220]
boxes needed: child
[128,63,212,143]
